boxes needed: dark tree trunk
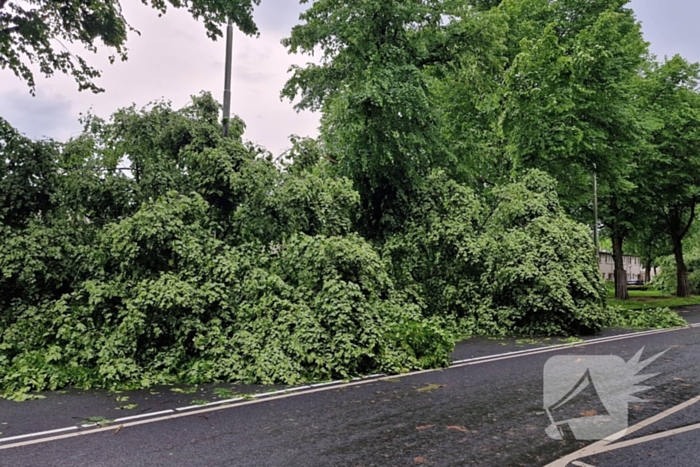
[644,259,652,284]
[612,233,629,300]
[672,236,691,297]
[663,203,696,298]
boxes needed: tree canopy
[0,94,613,398]
[282,0,506,236]
[635,56,700,297]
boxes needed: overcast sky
[1,0,698,157]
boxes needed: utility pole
[222,21,233,138]
[593,165,600,256]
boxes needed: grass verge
[607,288,700,310]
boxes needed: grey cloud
[0,90,81,141]
[254,0,309,36]
[630,0,700,64]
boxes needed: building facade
[598,251,655,283]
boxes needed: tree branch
[0,25,20,35]
[680,199,697,239]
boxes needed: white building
[598,251,656,283]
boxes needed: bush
[477,171,609,335]
[385,170,609,337]
[0,194,452,397]
[653,252,700,295]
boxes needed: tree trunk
[644,259,652,284]
[673,236,691,297]
[612,233,629,300]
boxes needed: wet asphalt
[0,310,699,467]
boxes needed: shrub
[385,170,609,337]
[477,171,609,335]
[0,194,451,397]
[607,306,686,329]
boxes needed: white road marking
[572,462,596,467]
[114,410,175,423]
[545,394,700,467]
[309,380,344,388]
[0,426,78,443]
[451,324,698,366]
[0,324,697,450]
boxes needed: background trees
[635,56,700,297]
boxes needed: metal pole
[222,21,233,137]
[593,167,599,256]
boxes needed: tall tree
[441,0,649,299]
[281,0,505,237]
[636,56,700,297]
[0,0,260,93]
[501,0,647,211]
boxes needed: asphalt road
[1,323,699,466]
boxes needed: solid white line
[0,323,696,450]
[449,326,689,371]
[174,405,210,412]
[0,426,78,443]
[173,397,248,412]
[309,381,344,388]
[197,397,245,407]
[572,462,596,467]
[611,394,700,440]
[250,386,313,399]
[450,325,691,366]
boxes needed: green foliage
[0,0,261,93]
[477,171,609,335]
[606,307,686,329]
[0,118,60,227]
[385,170,609,337]
[282,0,505,236]
[0,101,453,397]
[634,56,700,297]
[652,255,679,295]
[653,247,700,296]
[0,88,622,396]
[0,216,451,394]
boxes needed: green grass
[607,288,700,310]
